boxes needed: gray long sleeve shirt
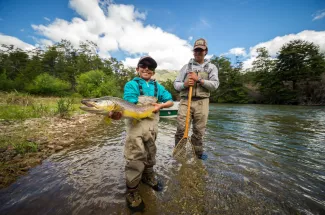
[174,59,219,97]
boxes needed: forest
[1,39,325,105]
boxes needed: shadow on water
[1,104,325,214]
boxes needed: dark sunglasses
[194,48,205,53]
[138,64,155,72]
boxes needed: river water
[0,104,324,215]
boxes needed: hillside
[153,69,178,82]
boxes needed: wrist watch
[197,78,203,83]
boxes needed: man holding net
[173,38,219,160]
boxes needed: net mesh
[172,137,196,161]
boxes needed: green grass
[0,135,38,156]
[0,92,85,155]
[0,92,83,120]
[13,141,38,154]
[0,92,85,153]
[0,125,40,154]
[0,136,11,150]
[0,104,54,120]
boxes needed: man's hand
[151,103,163,113]
[109,111,123,120]
[188,72,199,82]
[184,78,195,87]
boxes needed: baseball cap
[193,38,208,50]
[137,56,157,70]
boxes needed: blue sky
[0,0,325,69]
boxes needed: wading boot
[126,186,145,212]
[142,173,163,192]
[197,152,208,160]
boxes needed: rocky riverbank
[0,114,105,188]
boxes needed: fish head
[80,97,118,115]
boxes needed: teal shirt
[123,77,173,104]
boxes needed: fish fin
[103,116,112,124]
[132,119,138,126]
[148,112,156,119]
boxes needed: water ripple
[0,104,325,214]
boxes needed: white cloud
[123,43,192,70]
[123,57,140,68]
[188,36,193,41]
[44,17,51,21]
[30,0,192,69]
[228,47,247,56]
[242,30,325,69]
[37,39,54,48]
[0,33,34,50]
[312,9,325,21]
[20,29,24,32]
[206,54,214,59]
[242,56,257,70]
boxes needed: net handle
[183,85,193,138]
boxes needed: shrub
[76,70,121,97]
[56,98,73,118]
[26,73,71,96]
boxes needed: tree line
[210,40,325,105]
[0,40,136,98]
[1,39,324,105]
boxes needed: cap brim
[138,56,157,69]
[193,45,207,50]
